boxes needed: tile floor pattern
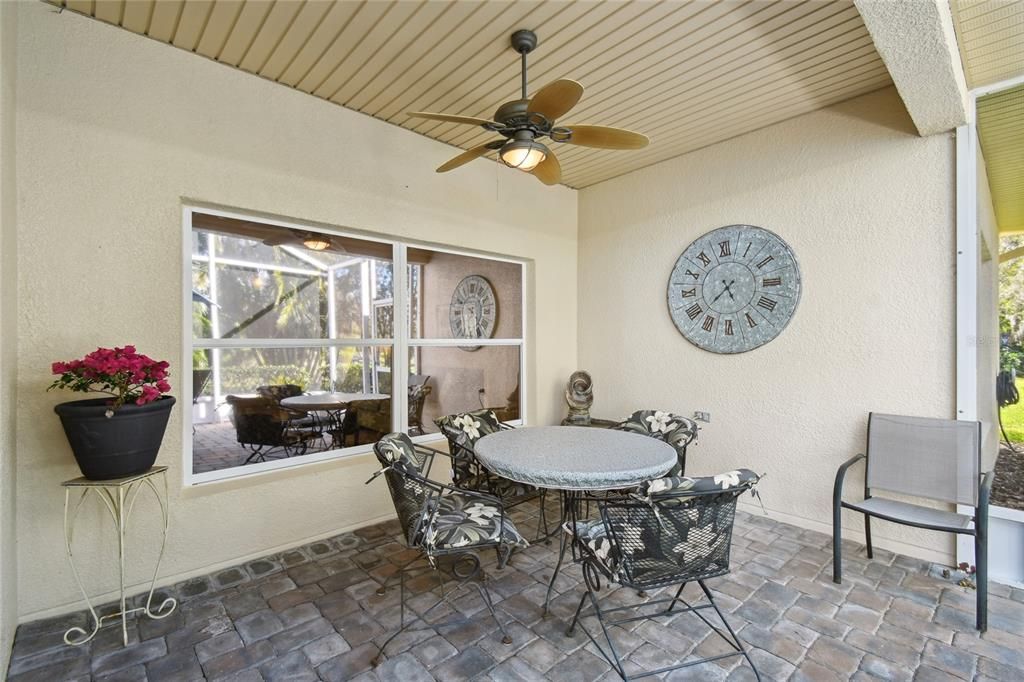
[7,498,1024,682]
[192,421,249,474]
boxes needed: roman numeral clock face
[667,225,801,354]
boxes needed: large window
[185,209,524,483]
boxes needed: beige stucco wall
[0,0,19,672]
[578,87,959,563]
[14,3,576,620]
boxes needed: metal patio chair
[435,409,551,541]
[225,394,316,463]
[833,412,994,630]
[407,381,433,436]
[366,432,528,665]
[566,469,762,681]
[612,410,699,475]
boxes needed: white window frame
[955,73,1024,573]
[181,204,527,487]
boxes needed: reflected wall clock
[667,225,801,353]
[450,275,497,351]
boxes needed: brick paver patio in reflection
[7,497,1024,681]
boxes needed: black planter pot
[54,396,176,480]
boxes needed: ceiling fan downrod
[510,29,537,101]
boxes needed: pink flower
[136,385,161,405]
[49,345,171,412]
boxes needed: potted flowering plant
[49,345,175,480]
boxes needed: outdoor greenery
[998,236,1024,442]
[1000,235,1024,347]
[192,231,403,396]
[1000,377,1024,442]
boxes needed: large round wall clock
[450,275,497,351]
[667,225,801,354]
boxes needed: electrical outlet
[693,411,711,423]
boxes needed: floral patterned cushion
[435,409,503,444]
[637,469,760,498]
[416,492,529,551]
[374,432,426,473]
[566,517,647,582]
[435,410,505,484]
[614,410,698,475]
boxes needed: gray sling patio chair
[833,413,994,630]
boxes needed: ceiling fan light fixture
[303,236,331,251]
[500,138,548,172]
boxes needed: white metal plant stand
[61,466,176,646]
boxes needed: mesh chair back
[373,433,430,543]
[599,478,752,589]
[866,413,980,506]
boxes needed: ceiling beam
[1000,245,1024,264]
[855,0,969,135]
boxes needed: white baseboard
[738,500,956,566]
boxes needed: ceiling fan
[263,229,343,252]
[408,29,650,186]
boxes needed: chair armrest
[404,466,504,509]
[834,453,866,507]
[414,443,456,460]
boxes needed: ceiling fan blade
[527,79,584,121]
[558,125,650,150]
[263,234,294,246]
[436,140,503,173]
[531,150,561,186]
[407,111,495,127]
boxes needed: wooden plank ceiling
[952,1,1024,235]
[952,0,1024,89]
[53,0,893,189]
[977,84,1024,234]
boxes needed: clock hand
[712,280,736,303]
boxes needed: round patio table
[475,426,676,491]
[475,425,676,613]
[281,393,388,448]
[280,392,389,411]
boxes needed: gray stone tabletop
[474,425,676,491]
[280,393,388,410]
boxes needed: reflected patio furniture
[366,432,526,666]
[225,394,316,463]
[191,369,212,436]
[612,410,698,475]
[408,381,432,436]
[255,384,318,423]
[833,413,994,631]
[435,409,549,540]
[566,470,762,680]
[278,392,388,448]
[343,396,392,446]
[191,369,212,404]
